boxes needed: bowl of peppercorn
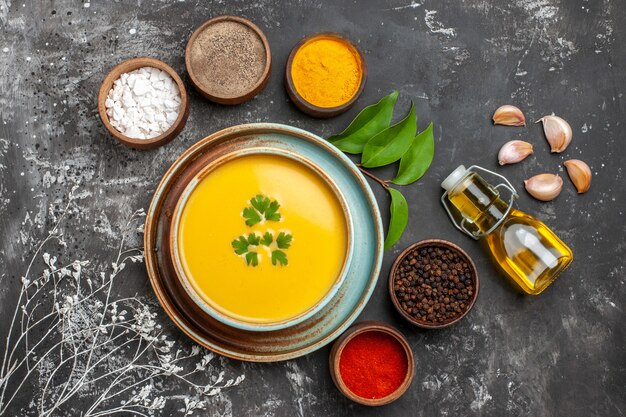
[389,239,479,329]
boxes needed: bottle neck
[448,172,509,235]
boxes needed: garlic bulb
[493,105,526,126]
[564,159,592,193]
[537,115,572,153]
[524,174,563,201]
[498,140,533,165]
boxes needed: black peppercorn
[393,244,475,326]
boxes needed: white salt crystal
[163,99,177,109]
[122,95,136,108]
[133,79,149,96]
[113,107,124,119]
[125,126,142,138]
[149,68,160,81]
[166,112,177,123]
[127,73,137,88]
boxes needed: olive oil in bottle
[441,165,573,295]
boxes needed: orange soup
[176,153,349,324]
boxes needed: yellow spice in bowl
[290,36,363,108]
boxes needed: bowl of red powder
[329,321,414,406]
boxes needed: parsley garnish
[245,252,259,267]
[243,206,262,227]
[276,232,292,249]
[247,233,261,246]
[242,194,282,226]
[271,250,288,266]
[250,194,271,214]
[264,200,281,222]
[233,195,292,267]
[231,236,249,255]
[261,232,273,246]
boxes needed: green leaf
[264,200,281,222]
[327,91,399,154]
[384,188,408,251]
[243,206,262,227]
[245,251,259,267]
[271,250,288,266]
[261,232,273,246]
[247,233,261,246]
[276,232,293,249]
[392,122,435,185]
[231,236,249,255]
[250,194,270,214]
[361,102,417,168]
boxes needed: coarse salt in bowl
[105,67,181,140]
[98,57,189,150]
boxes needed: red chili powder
[338,330,408,399]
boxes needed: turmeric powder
[290,36,363,108]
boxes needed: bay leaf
[327,90,399,154]
[384,187,408,251]
[361,102,416,168]
[392,122,435,185]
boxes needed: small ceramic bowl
[389,239,480,329]
[168,147,355,332]
[285,32,367,118]
[98,57,189,150]
[329,321,414,406]
[185,15,272,105]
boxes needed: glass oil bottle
[441,165,573,295]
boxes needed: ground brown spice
[189,21,266,97]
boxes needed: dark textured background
[1,0,624,416]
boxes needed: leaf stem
[358,166,389,189]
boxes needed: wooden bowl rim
[284,32,367,118]
[388,239,480,329]
[184,15,272,104]
[97,56,189,150]
[329,321,415,406]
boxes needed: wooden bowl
[185,16,272,105]
[98,57,189,150]
[388,239,480,329]
[329,321,414,406]
[285,32,367,118]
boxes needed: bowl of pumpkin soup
[169,149,354,331]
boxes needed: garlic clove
[493,105,526,126]
[498,140,534,165]
[536,115,572,153]
[524,173,563,201]
[563,159,592,193]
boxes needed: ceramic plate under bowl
[169,148,355,331]
[144,123,383,362]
